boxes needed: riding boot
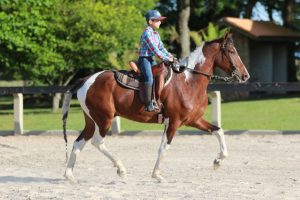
[145,83,155,112]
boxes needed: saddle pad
[114,67,172,91]
[114,70,141,90]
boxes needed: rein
[183,67,237,82]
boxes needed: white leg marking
[64,139,86,183]
[212,128,228,169]
[91,125,127,177]
[152,118,170,182]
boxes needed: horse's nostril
[243,74,249,81]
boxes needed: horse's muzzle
[242,74,250,82]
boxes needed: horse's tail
[62,79,85,163]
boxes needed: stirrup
[145,105,155,112]
[152,101,161,112]
[145,102,159,113]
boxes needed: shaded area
[0,176,63,184]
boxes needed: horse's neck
[187,68,210,85]
[179,42,216,93]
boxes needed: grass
[0,96,300,131]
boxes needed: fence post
[13,93,24,135]
[111,116,121,134]
[210,91,221,127]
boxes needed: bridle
[219,38,240,81]
[176,38,240,82]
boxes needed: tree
[244,0,259,18]
[0,0,59,83]
[178,0,190,58]
[0,0,156,111]
[0,0,156,86]
[283,0,294,29]
[157,0,244,57]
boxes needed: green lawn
[0,96,300,131]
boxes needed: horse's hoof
[152,173,165,183]
[213,158,221,170]
[117,168,127,178]
[64,172,78,184]
[220,152,228,159]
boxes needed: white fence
[3,82,300,135]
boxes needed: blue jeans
[138,57,157,85]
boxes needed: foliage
[200,22,229,41]
[187,22,228,48]
[0,0,156,85]
[0,0,58,84]
[189,31,202,46]
[1,0,299,85]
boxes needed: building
[220,17,300,83]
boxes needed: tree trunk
[51,70,77,112]
[283,0,297,82]
[52,93,62,113]
[266,0,274,22]
[178,0,190,58]
[283,0,293,29]
[244,0,258,18]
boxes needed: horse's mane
[179,36,230,69]
[179,43,206,69]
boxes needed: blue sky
[251,2,283,25]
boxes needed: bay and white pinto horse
[62,33,249,183]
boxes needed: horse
[62,33,250,183]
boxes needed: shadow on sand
[0,176,64,183]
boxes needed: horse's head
[214,33,250,82]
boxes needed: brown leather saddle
[114,61,172,112]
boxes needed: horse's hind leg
[190,118,228,169]
[64,113,95,183]
[91,115,127,178]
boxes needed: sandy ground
[0,133,299,200]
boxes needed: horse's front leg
[152,118,179,182]
[212,128,228,169]
[190,118,228,169]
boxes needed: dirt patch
[0,134,299,200]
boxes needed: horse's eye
[228,49,235,54]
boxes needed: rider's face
[150,19,161,29]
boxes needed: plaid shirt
[139,26,172,62]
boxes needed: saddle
[114,61,171,113]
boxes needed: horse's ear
[224,32,232,40]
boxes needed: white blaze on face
[182,43,206,81]
[232,46,250,82]
[77,71,106,118]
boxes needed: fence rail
[1,82,300,135]
[208,82,300,92]
[1,82,300,95]
[0,86,71,95]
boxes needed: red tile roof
[221,17,300,41]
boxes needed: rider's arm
[158,36,173,59]
[143,31,172,62]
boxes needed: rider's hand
[169,57,174,62]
